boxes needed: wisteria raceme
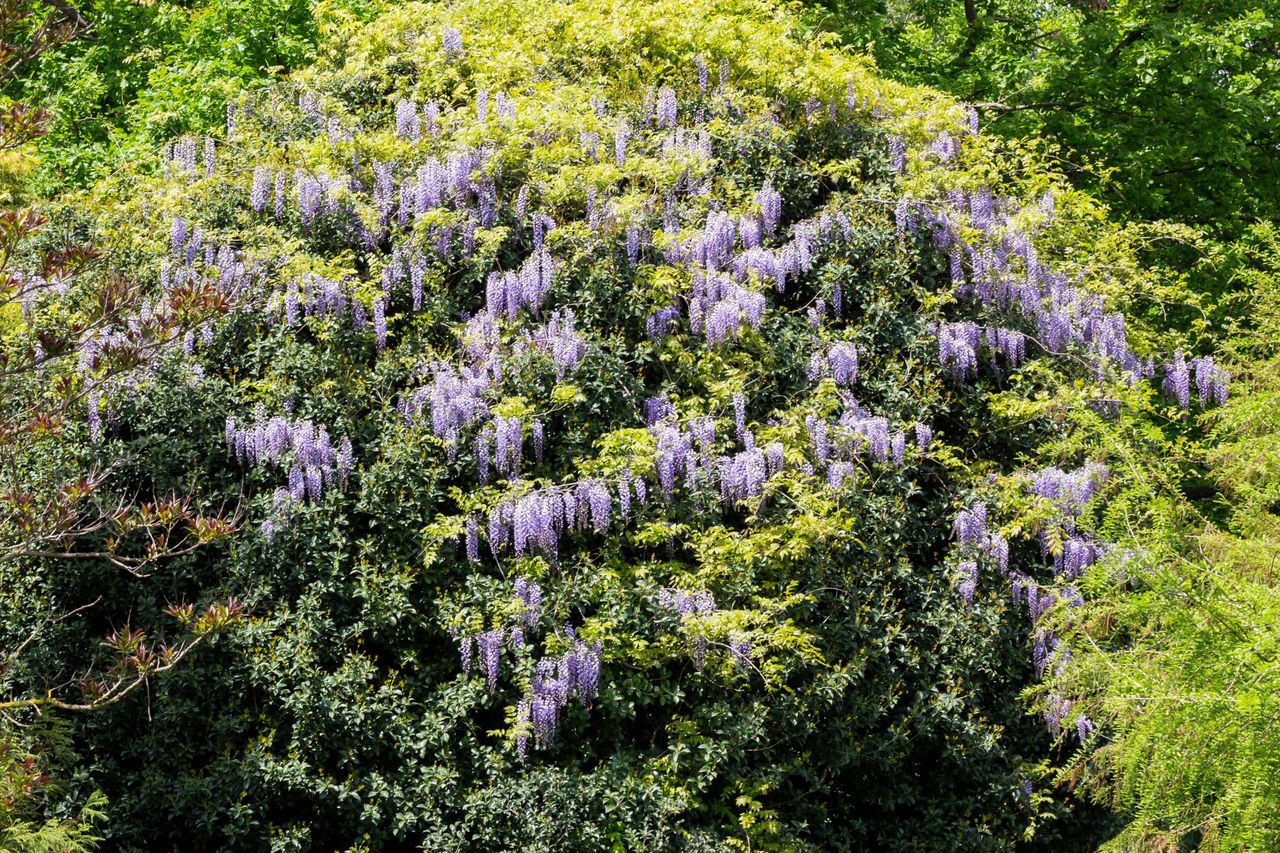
[273,172,287,217]
[655,87,677,128]
[658,588,715,618]
[531,213,556,250]
[1031,463,1109,524]
[250,167,271,212]
[486,249,557,320]
[645,305,680,341]
[395,99,421,141]
[1191,355,1229,407]
[889,137,906,174]
[441,26,463,59]
[986,533,1010,575]
[170,216,187,258]
[401,360,494,451]
[764,441,785,476]
[837,411,898,465]
[1033,630,1054,676]
[225,414,353,536]
[732,393,746,442]
[938,321,980,380]
[532,420,544,463]
[516,701,530,759]
[953,503,988,548]
[756,184,782,235]
[531,308,586,379]
[516,634,603,752]
[624,223,644,266]
[514,578,541,627]
[465,516,479,562]
[616,472,632,520]
[373,298,388,350]
[915,422,933,452]
[986,327,1026,368]
[687,271,766,346]
[644,394,674,426]
[296,172,338,225]
[805,415,829,465]
[957,560,979,605]
[1054,536,1102,579]
[1075,714,1095,742]
[168,137,197,177]
[530,692,557,749]
[478,629,504,692]
[717,446,768,505]
[494,415,522,478]
[695,56,709,93]
[459,634,474,673]
[827,341,858,384]
[582,479,611,531]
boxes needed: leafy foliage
[1,0,336,194]
[0,0,1256,849]
[1042,225,1280,851]
[811,0,1280,232]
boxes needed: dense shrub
[3,0,1227,849]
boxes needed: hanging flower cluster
[949,461,1111,741]
[1162,351,1229,409]
[900,178,1227,405]
[801,398,914,491]
[453,577,602,757]
[485,249,558,321]
[480,478,623,563]
[224,413,354,540]
[518,629,602,757]
[811,340,859,385]
[130,12,1230,770]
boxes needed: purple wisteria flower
[939,322,980,381]
[915,422,933,451]
[250,167,271,212]
[756,185,782,235]
[518,635,603,752]
[1191,355,1228,407]
[478,628,504,692]
[656,87,677,128]
[957,560,979,605]
[442,26,463,59]
[953,503,988,548]
[827,341,858,385]
[514,578,542,627]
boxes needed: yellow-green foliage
[1043,224,1280,852]
[3,0,1252,849]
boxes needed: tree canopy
[0,0,1274,850]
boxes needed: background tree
[810,0,1280,232]
[1037,224,1280,851]
[0,5,243,843]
